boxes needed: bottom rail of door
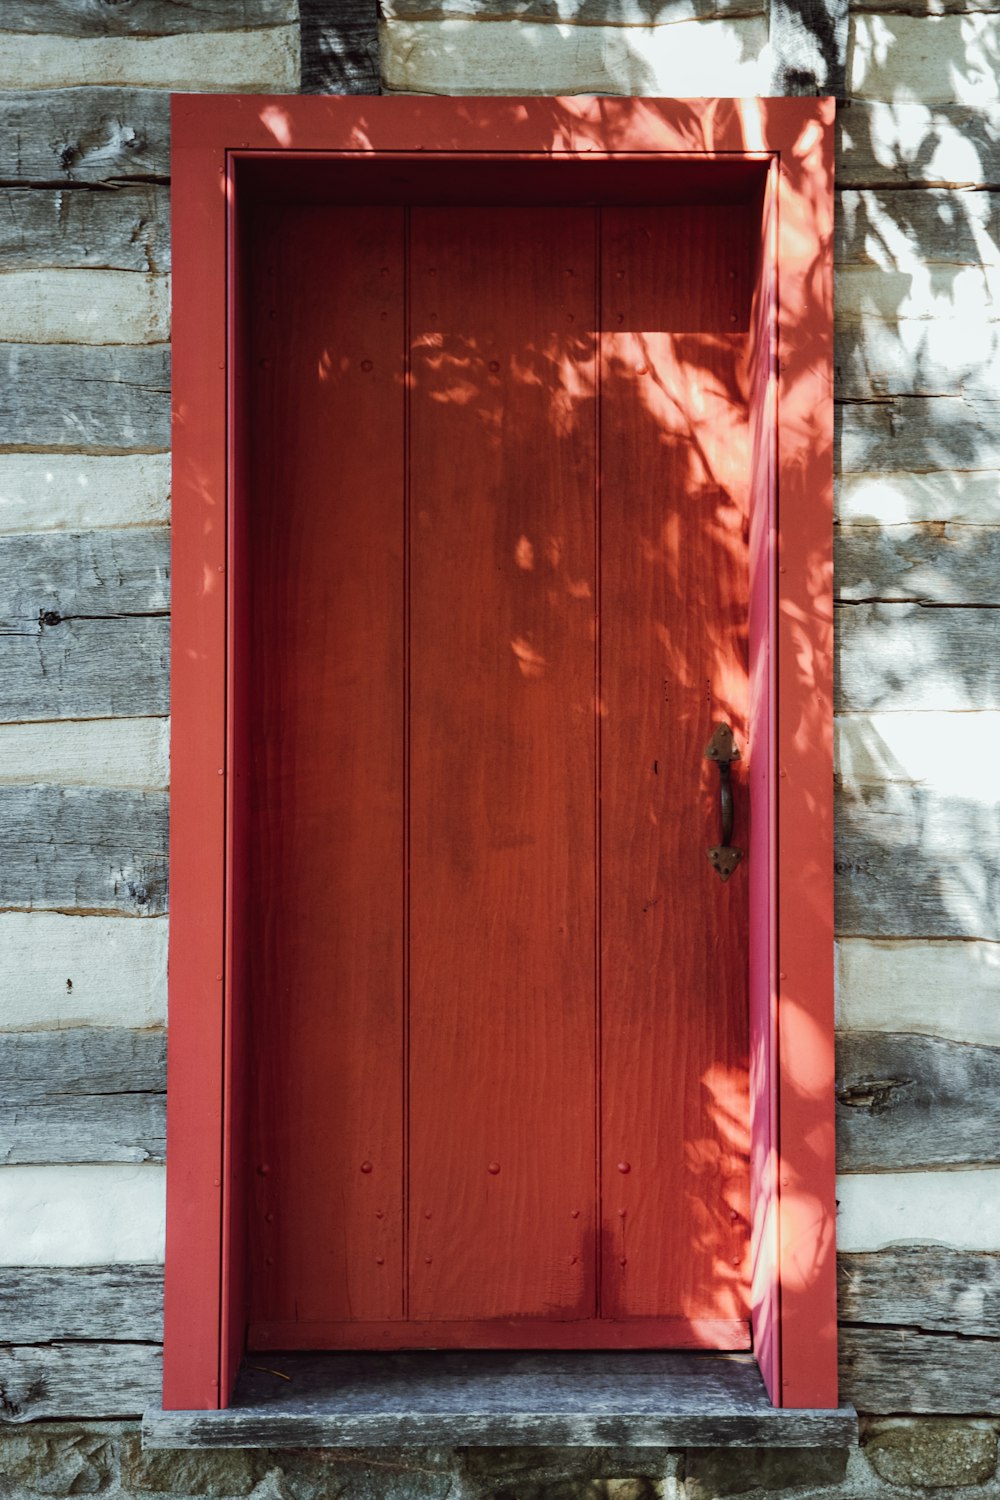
[248,1318,751,1351]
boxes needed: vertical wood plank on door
[599,205,752,1325]
[408,208,598,1323]
[746,167,780,1399]
[247,205,406,1329]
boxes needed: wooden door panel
[247,205,406,1327]
[246,201,751,1344]
[407,208,599,1322]
[599,206,752,1322]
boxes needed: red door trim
[167,95,836,1411]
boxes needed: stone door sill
[143,1350,858,1450]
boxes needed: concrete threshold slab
[144,1350,858,1449]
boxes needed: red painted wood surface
[772,104,838,1410]
[163,102,228,1412]
[166,95,835,1411]
[245,204,407,1329]
[250,1318,749,1350]
[600,205,751,1324]
[747,163,780,1402]
[407,208,599,1323]
[243,202,750,1344]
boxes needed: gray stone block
[684,1446,848,1498]
[0,1424,115,1496]
[862,1419,998,1489]
[118,1433,259,1497]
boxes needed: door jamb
[165,94,836,1413]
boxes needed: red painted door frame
[166,95,836,1412]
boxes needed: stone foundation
[3,1422,1000,1500]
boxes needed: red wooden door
[246,197,751,1352]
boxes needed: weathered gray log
[839,1327,1000,1414]
[1,615,169,722]
[836,189,1000,268]
[0,344,171,452]
[0,1027,166,1164]
[836,524,1000,605]
[381,0,763,17]
[770,0,847,96]
[835,778,1000,940]
[0,527,170,623]
[0,184,170,273]
[837,102,1000,188]
[836,325,1000,403]
[0,1343,161,1423]
[0,526,170,722]
[839,1247,1000,1338]
[0,1265,163,1343]
[835,602,1000,712]
[836,1032,1000,1169]
[855,0,1000,11]
[0,90,170,186]
[2,0,295,33]
[0,786,168,915]
[301,0,379,92]
[837,397,1000,475]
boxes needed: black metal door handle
[705,723,743,881]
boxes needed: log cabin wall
[1,1,999,1495]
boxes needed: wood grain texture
[144,1350,857,1449]
[837,325,1000,402]
[0,786,167,915]
[0,1263,163,1342]
[0,1026,165,1165]
[835,779,1000,940]
[838,471,1000,528]
[0,184,170,273]
[836,1031,1000,1170]
[0,344,171,452]
[381,0,764,17]
[380,17,770,95]
[837,102,1000,187]
[2,0,295,33]
[839,1247,1000,1337]
[835,602,1000,712]
[770,0,847,96]
[0,89,169,184]
[856,0,1000,12]
[836,936,1000,1047]
[0,526,169,722]
[598,204,750,1324]
[0,616,168,722]
[839,1327,1000,1414]
[849,13,1000,105]
[246,205,405,1331]
[836,188,1000,269]
[300,0,378,92]
[407,206,598,1324]
[0,30,298,93]
[0,525,169,621]
[0,1343,161,1423]
[837,396,1000,475]
[0,912,166,1030]
[836,523,1000,603]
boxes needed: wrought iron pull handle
[705,723,743,882]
